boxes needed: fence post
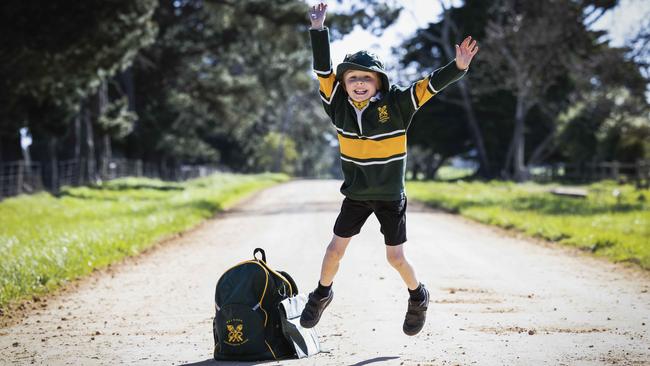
[17,161,24,195]
[612,161,620,181]
[638,160,650,189]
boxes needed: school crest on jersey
[377,105,390,123]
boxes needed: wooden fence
[0,158,222,200]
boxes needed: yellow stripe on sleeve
[414,77,436,107]
[318,72,337,99]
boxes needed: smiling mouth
[354,89,368,95]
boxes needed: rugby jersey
[310,28,467,200]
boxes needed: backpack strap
[253,248,267,263]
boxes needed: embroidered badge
[225,319,247,345]
[378,105,390,123]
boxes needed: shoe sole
[300,293,333,328]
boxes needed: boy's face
[343,70,380,102]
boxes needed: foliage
[0,172,288,309]
[0,0,158,137]
[127,0,399,172]
[399,0,649,181]
[0,0,399,178]
[252,132,299,175]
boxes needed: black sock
[316,281,332,298]
[408,283,425,302]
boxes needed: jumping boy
[300,3,478,336]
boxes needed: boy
[300,3,478,336]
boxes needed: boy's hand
[309,2,327,30]
[455,36,479,70]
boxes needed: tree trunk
[85,102,97,184]
[457,80,491,178]
[528,127,556,166]
[103,134,112,179]
[503,135,515,179]
[424,153,445,180]
[49,137,59,193]
[74,113,82,161]
[99,80,109,180]
[121,67,136,111]
[411,161,420,181]
[426,155,448,180]
[512,96,529,182]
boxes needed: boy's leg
[385,244,418,290]
[374,196,429,336]
[300,235,351,328]
[301,198,372,328]
[319,234,352,286]
[386,244,429,336]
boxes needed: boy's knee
[386,250,406,268]
[325,238,348,260]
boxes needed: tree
[129,0,400,173]
[400,0,492,178]
[400,0,649,182]
[0,0,157,188]
[0,0,157,135]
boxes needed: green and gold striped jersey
[310,28,467,201]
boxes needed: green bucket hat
[336,50,390,94]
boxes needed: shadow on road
[180,356,401,366]
[348,356,401,366]
[180,359,277,366]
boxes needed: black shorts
[333,196,407,246]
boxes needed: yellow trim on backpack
[257,260,294,297]
[218,260,270,326]
[265,340,278,360]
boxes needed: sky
[325,0,650,70]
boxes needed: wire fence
[2,158,648,200]
[0,158,223,200]
[529,160,650,186]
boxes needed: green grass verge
[406,180,650,269]
[0,173,288,309]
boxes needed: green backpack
[213,248,298,361]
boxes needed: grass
[406,180,650,269]
[0,173,288,309]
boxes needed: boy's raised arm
[309,3,338,110]
[404,36,478,114]
[309,3,332,75]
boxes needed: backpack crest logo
[225,320,247,345]
[378,105,390,123]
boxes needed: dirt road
[1,179,649,365]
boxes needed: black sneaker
[300,289,334,328]
[403,285,429,336]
